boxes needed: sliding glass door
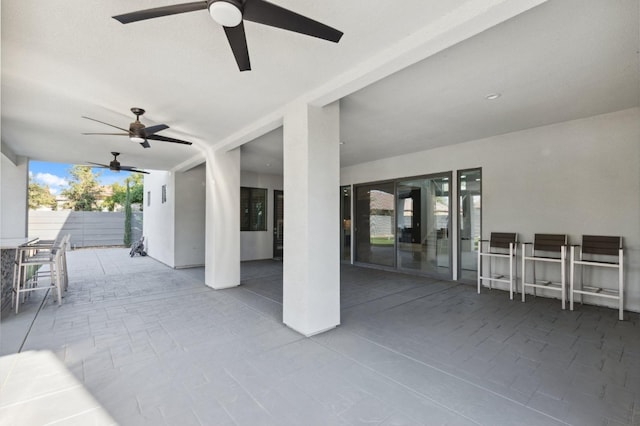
[458,168,481,282]
[396,174,451,277]
[355,183,395,267]
[341,186,352,262]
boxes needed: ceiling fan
[87,152,150,174]
[82,107,193,148]
[112,0,343,71]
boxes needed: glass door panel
[341,186,352,262]
[355,183,395,267]
[458,168,481,282]
[396,175,451,277]
[273,190,284,259]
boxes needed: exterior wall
[1,154,28,238]
[28,211,142,248]
[240,171,283,261]
[174,164,206,268]
[143,171,176,267]
[341,107,640,312]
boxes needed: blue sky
[29,161,133,195]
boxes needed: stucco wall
[143,171,176,267]
[174,164,206,268]
[143,167,206,268]
[341,107,640,312]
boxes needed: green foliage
[62,166,102,211]
[103,173,144,211]
[28,177,57,210]
[124,182,132,246]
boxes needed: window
[161,185,167,204]
[241,187,267,231]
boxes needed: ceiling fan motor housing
[129,121,146,140]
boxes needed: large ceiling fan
[88,152,149,174]
[82,107,193,148]
[112,0,343,71]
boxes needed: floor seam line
[310,334,483,426]
[326,327,572,425]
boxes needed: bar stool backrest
[490,232,517,249]
[533,234,567,253]
[582,235,622,256]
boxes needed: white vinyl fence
[28,211,142,248]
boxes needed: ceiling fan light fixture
[209,0,242,27]
[130,136,145,143]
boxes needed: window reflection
[355,183,395,267]
[396,175,451,276]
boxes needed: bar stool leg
[619,249,624,320]
[569,246,575,312]
[561,245,566,310]
[508,243,514,300]
[477,246,482,294]
[521,245,526,303]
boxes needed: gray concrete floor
[1,248,639,425]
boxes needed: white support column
[204,147,241,289]
[1,153,29,238]
[283,101,340,336]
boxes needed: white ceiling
[2,0,639,175]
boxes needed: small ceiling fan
[112,0,343,71]
[82,107,193,148]
[87,152,150,174]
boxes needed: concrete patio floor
[1,248,639,425]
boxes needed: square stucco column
[1,153,28,238]
[204,147,240,289]
[283,102,340,336]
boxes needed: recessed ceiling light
[485,93,501,100]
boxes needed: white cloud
[34,173,68,189]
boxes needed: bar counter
[1,237,38,312]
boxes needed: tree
[62,166,102,211]
[124,181,132,246]
[103,173,144,211]
[28,177,57,210]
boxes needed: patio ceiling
[2,0,639,174]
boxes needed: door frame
[273,190,284,259]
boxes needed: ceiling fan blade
[224,22,251,71]
[147,134,193,145]
[113,2,208,24]
[82,132,129,136]
[243,0,343,43]
[121,166,150,174]
[82,116,130,133]
[144,124,170,136]
[140,140,151,148]
[87,162,110,168]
